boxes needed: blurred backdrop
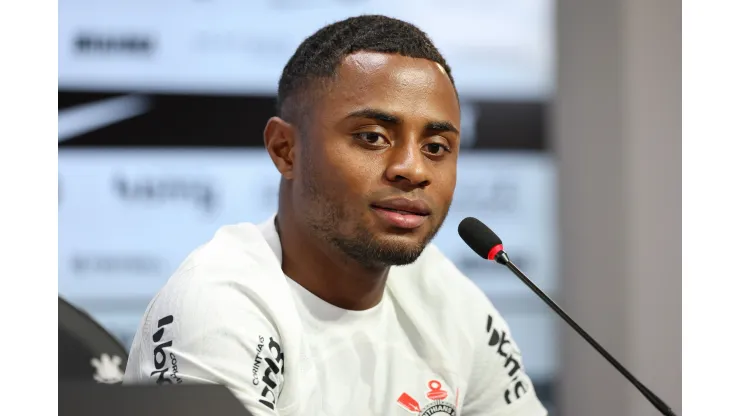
[58,1,680,415]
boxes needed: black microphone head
[458,217,503,259]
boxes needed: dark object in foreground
[58,296,129,382]
[59,383,253,416]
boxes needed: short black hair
[276,15,455,123]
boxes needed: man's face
[294,51,460,269]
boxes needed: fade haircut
[276,15,455,127]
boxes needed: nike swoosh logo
[58,94,151,142]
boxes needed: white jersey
[123,216,547,416]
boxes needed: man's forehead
[342,51,393,74]
[300,51,459,127]
[339,51,451,80]
[331,52,457,104]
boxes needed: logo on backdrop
[397,380,458,415]
[112,175,218,214]
[453,180,518,213]
[71,254,163,276]
[74,33,154,55]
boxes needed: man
[124,15,547,416]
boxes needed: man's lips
[370,198,431,229]
[370,198,431,216]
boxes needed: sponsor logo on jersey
[251,335,265,386]
[486,314,529,404]
[150,315,182,384]
[397,380,458,415]
[254,337,284,411]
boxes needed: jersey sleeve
[462,293,549,416]
[123,265,286,415]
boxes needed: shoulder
[140,221,290,339]
[177,221,281,275]
[393,246,547,414]
[125,220,293,380]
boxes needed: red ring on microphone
[487,244,504,261]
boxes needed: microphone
[458,217,676,416]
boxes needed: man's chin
[367,250,424,267]
[327,221,439,269]
[369,235,430,265]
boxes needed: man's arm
[462,298,548,416]
[123,265,286,415]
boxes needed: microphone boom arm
[495,251,676,416]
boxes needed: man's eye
[425,143,450,155]
[354,132,385,145]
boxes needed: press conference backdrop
[58,0,559,411]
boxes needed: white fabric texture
[124,216,547,416]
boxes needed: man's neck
[275,212,388,311]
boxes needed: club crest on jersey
[396,380,457,415]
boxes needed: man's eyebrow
[346,108,459,135]
[345,108,401,124]
[425,121,459,135]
